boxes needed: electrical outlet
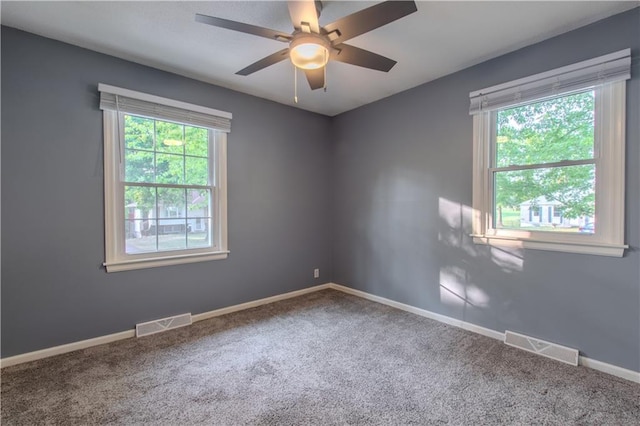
[314,268,320,279]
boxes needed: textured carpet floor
[1,289,639,425]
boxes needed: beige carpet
[2,289,639,424]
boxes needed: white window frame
[100,84,230,272]
[470,51,629,257]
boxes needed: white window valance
[469,48,631,115]
[98,83,232,132]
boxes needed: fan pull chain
[294,66,299,104]
[324,50,328,92]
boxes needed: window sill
[472,235,626,257]
[104,251,230,272]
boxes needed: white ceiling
[2,1,637,116]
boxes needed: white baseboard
[0,284,332,369]
[2,281,638,384]
[327,282,640,384]
[0,330,136,368]
[579,355,640,383]
[328,283,505,341]
[191,284,332,322]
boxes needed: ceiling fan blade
[331,44,397,72]
[287,0,320,33]
[196,13,291,42]
[304,68,325,90]
[322,1,417,44]
[236,48,290,76]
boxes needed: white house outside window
[470,50,630,257]
[100,84,231,272]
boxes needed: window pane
[126,219,157,253]
[188,219,211,249]
[185,156,208,186]
[125,150,155,183]
[156,120,184,154]
[156,153,184,184]
[124,185,155,219]
[496,91,594,167]
[185,126,208,157]
[157,188,188,250]
[187,189,210,218]
[124,115,154,150]
[186,190,211,248]
[125,186,156,254]
[157,220,187,251]
[494,164,595,232]
[157,187,186,219]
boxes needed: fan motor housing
[289,33,331,69]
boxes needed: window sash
[489,158,596,173]
[489,164,596,235]
[123,184,216,254]
[493,90,597,168]
[121,117,214,184]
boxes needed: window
[100,84,231,271]
[470,50,629,257]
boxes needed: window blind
[98,83,232,132]
[469,49,631,115]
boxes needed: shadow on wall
[438,197,524,331]
[340,167,530,333]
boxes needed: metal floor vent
[136,313,192,338]
[504,330,579,366]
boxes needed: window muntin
[122,114,213,255]
[470,52,628,256]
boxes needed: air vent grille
[505,330,578,366]
[136,313,192,338]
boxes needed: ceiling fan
[196,1,418,91]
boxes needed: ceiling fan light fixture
[197,0,419,89]
[289,34,330,70]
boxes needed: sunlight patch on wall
[490,246,524,273]
[439,266,489,308]
[438,197,476,257]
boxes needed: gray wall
[1,27,333,357]
[2,8,639,374]
[331,8,640,372]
